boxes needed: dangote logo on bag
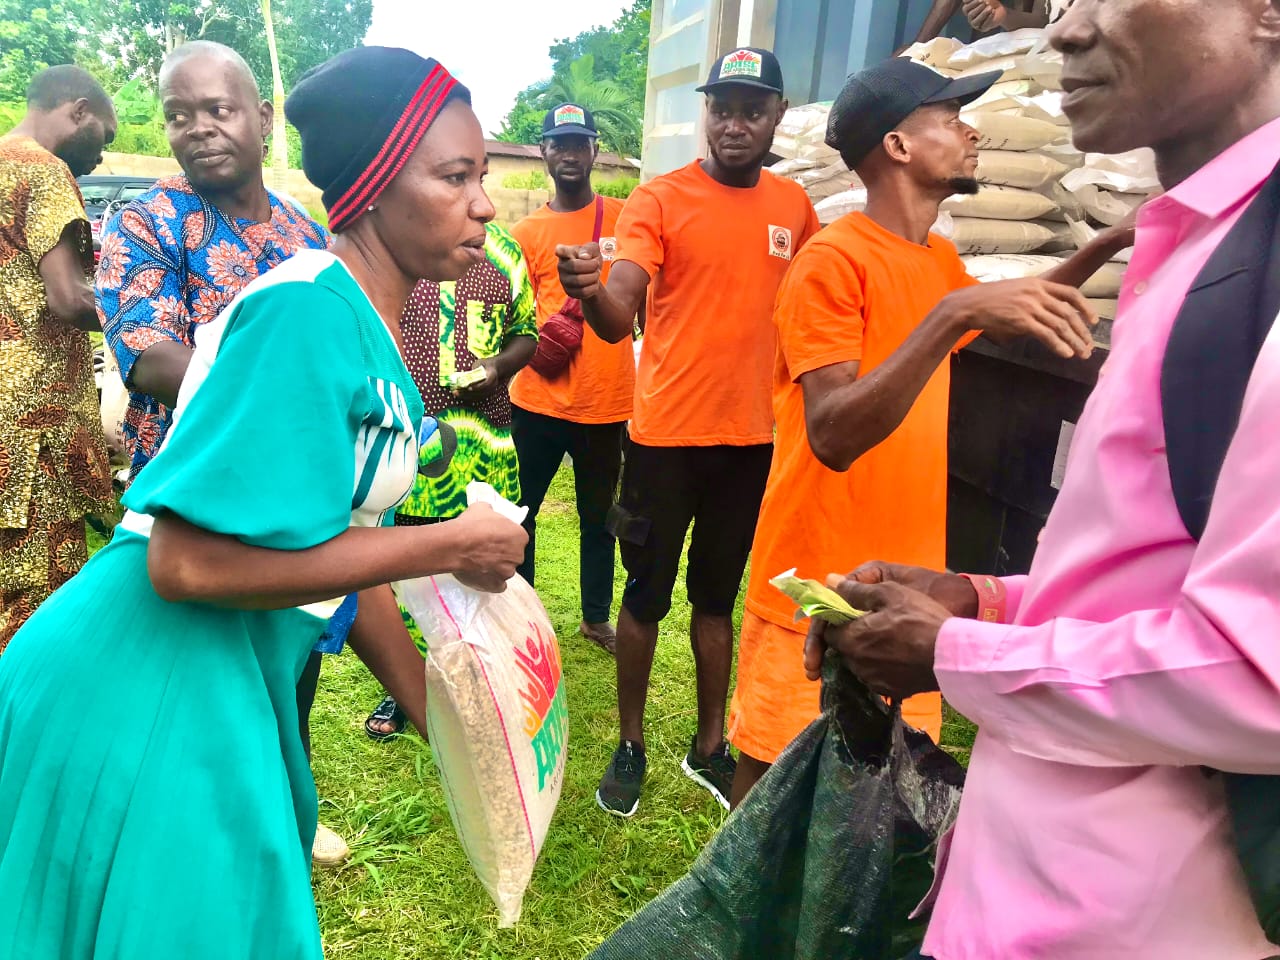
[720,49,763,80]
[514,621,567,791]
[554,105,586,127]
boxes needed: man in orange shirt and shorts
[728,56,1137,806]
[558,48,819,818]
[510,105,634,654]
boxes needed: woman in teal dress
[0,48,525,959]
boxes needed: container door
[641,0,729,180]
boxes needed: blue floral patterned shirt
[96,175,329,480]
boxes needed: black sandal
[364,695,406,741]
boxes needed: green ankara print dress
[0,250,423,959]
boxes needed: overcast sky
[365,0,635,138]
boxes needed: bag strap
[1161,157,1280,540]
[591,194,605,243]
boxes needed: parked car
[77,174,158,255]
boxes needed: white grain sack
[962,254,1126,297]
[942,185,1060,221]
[963,111,1066,151]
[815,188,868,224]
[900,37,964,70]
[1080,261,1127,298]
[962,253,1063,282]
[977,150,1069,189]
[1067,216,1135,263]
[1040,181,1086,222]
[946,27,1045,66]
[983,78,1049,99]
[1032,218,1077,252]
[792,159,857,198]
[1071,183,1145,226]
[943,218,1057,255]
[1089,298,1119,321]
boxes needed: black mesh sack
[587,659,965,960]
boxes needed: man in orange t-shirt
[558,47,819,818]
[510,105,634,654]
[727,56,1137,807]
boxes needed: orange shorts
[728,610,943,763]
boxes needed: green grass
[88,466,978,956]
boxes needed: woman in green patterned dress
[0,48,524,959]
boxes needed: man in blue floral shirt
[96,41,327,481]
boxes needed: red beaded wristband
[960,573,1007,624]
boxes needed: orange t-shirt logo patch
[599,236,618,261]
[768,225,793,260]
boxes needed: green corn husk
[770,568,866,625]
[768,568,870,627]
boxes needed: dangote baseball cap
[826,56,1001,168]
[696,47,785,96]
[542,103,598,139]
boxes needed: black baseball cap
[542,103,598,139]
[696,47,784,96]
[826,57,1001,169]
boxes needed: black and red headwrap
[285,46,471,233]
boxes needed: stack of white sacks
[768,28,1156,346]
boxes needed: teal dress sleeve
[123,279,366,551]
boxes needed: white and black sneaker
[681,737,736,810]
[596,739,646,818]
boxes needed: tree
[0,0,372,98]
[260,0,371,93]
[0,0,94,100]
[494,84,550,146]
[496,0,650,159]
[547,0,649,111]
[259,0,286,186]
[545,56,641,159]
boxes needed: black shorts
[610,440,773,623]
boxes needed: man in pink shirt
[807,2,1280,959]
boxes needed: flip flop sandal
[364,695,406,741]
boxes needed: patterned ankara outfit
[0,134,112,651]
[96,174,329,480]
[396,220,538,522]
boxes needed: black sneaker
[681,737,736,810]
[596,740,646,818]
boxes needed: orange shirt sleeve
[797,197,822,252]
[613,184,664,279]
[774,238,867,382]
